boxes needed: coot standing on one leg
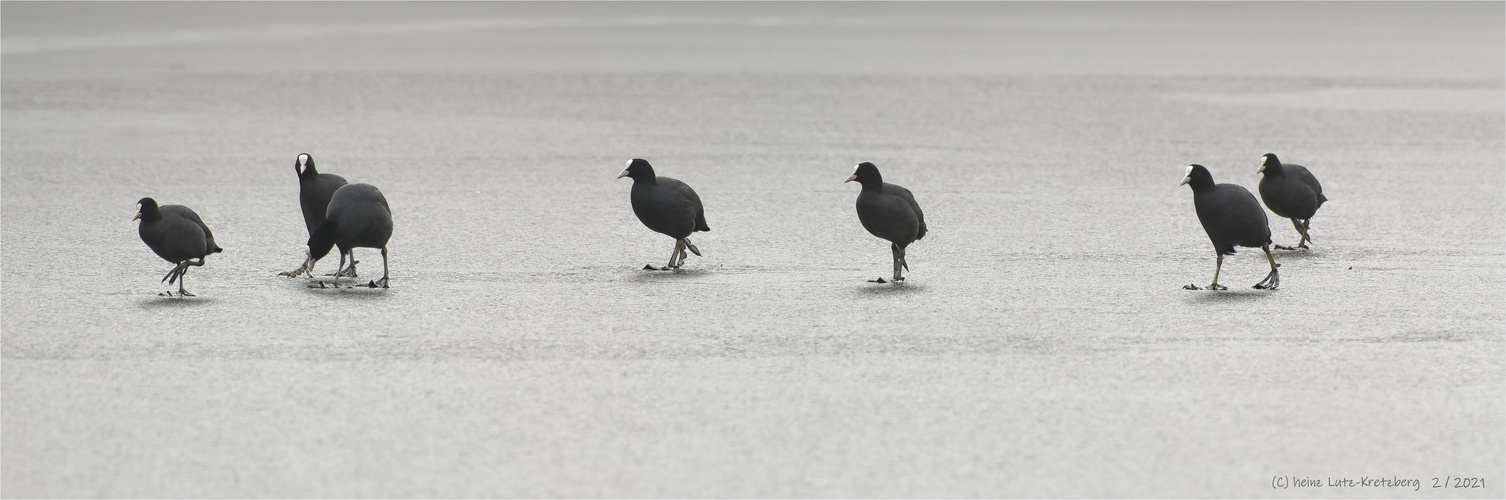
[1257,153,1326,250]
[281,153,355,277]
[135,198,222,297]
[846,162,927,283]
[1180,164,1278,290]
[301,183,393,288]
[617,158,710,271]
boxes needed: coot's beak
[302,247,317,275]
[844,174,857,183]
[616,169,631,179]
[1179,165,1193,186]
[132,212,141,221]
[1258,157,1267,174]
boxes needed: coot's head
[1180,164,1215,191]
[844,162,882,185]
[1258,153,1283,176]
[617,158,656,181]
[133,197,160,222]
[295,153,316,177]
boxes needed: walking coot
[617,158,710,270]
[1258,153,1326,250]
[135,198,222,297]
[1181,164,1278,290]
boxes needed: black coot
[281,153,352,277]
[617,158,709,270]
[1181,164,1278,290]
[1258,153,1326,250]
[135,198,222,297]
[845,162,927,283]
[300,183,393,288]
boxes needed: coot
[301,183,393,288]
[846,162,926,283]
[135,198,222,297]
[281,153,353,277]
[617,158,709,270]
[1258,153,1326,250]
[1181,164,1278,290]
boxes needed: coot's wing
[163,205,220,254]
[659,176,707,232]
[884,182,926,240]
[1288,165,1326,206]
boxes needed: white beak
[1179,165,1194,186]
[844,174,857,183]
[302,247,318,275]
[616,169,630,179]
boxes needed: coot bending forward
[1257,153,1326,250]
[302,183,393,288]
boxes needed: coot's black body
[846,162,926,283]
[303,183,393,288]
[135,197,222,297]
[618,158,709,270]
[1181,164,1278,290]
[1258,153,1326,250]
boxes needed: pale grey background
[3,2,1503,497]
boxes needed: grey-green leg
[171,258,203,297]
[1254,244,1280,290]
[370,247,389,288]
[278,262,311,278]
[673,239,688,268]
[891,243,906,282]
[1295,218,1312,249]
[1276,218,1311,250]
[331,251,347,287]
[658,239,685,270]
[1207,253,1228,290]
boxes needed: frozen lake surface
[3,2,1503,497]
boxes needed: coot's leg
[338,251,359,278]
[278,261,311,278]
[1207,253,1228,290]
[162,261,185,283]
[1275,218,1310,250]
[332,251,347,287]
[891,243,906,283]
[177,266,193,297]
[282,248,315,278]
[371,247,389,288]
[1254,244,1280,290]
[662,239,684,270]
[1295,218,1312,249]
[176,258,206,296]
